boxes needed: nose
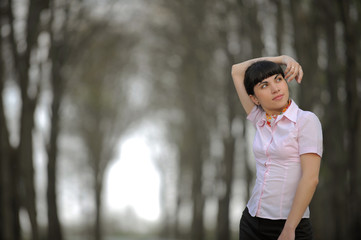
[270,82,279,93]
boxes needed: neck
[266,99,291,116]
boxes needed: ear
[249,95,259,105]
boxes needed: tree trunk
[94,175,103,240]
[91,121,105,240]
[6,2,23,239]
[241,0,264,203]
[289,0,320,110]
[185,63,207,240]
[216,134,235,240]
[215,6,238,237]
[0,22,15,240]
[46,108,63,240]
[8,0,50,239]
[191,144,205,240]
[174,156,187,240]
[273,0,284,55]
[239,0,264,58]
[189,111,206,240]
[19,93,39,240]
[311,2,347,239]
[46,36,64,240]
[45,0,68,238]
[338,1,361,239]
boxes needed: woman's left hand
[282,55,303,84]
[277,227,295,240]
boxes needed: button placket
[256,117,277,216]
[265,124,276,167]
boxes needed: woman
[231,55,323,240]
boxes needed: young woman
[231,55,323,240]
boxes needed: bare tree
[0,7,16,239]
[64,18,137,240]
[44,0,74,239]
[211,2,240,240]
[6,0,50,239]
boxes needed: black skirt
[239,207,313,240]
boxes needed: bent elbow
[231,64,242,77]
[311,177,319,188]
[303,175,319,188]
[315,179,319,187]
[231,64,237,76]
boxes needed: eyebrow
[257,81,268,86]
[259,74,281,83]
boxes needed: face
[250,74,289,115]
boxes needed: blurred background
[0,0,360,240]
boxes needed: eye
[276,77,283,82]
[260,83,267,89]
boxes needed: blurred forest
[0,0,360,240]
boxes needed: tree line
[0,0,138,239]
[146,0,361,239]
[0,0,360,240]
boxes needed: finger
[293,66,303,83]
[285,65,296,81]
[297,67,304,83]
[284,66,292,80]
[287,66,299,82]
[284,64,293,78]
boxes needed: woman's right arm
[231,55,302,115]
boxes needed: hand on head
[282,56,303,83]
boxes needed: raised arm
[231,55,303,115]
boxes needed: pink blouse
[246,100,323,220]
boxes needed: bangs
[244,61,285,95]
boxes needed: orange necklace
[266,100,291,127]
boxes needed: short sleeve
[298,112,323,157]
[247,105,264,127]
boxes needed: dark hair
[244,61,285,95]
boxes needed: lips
[273,94,284,101]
